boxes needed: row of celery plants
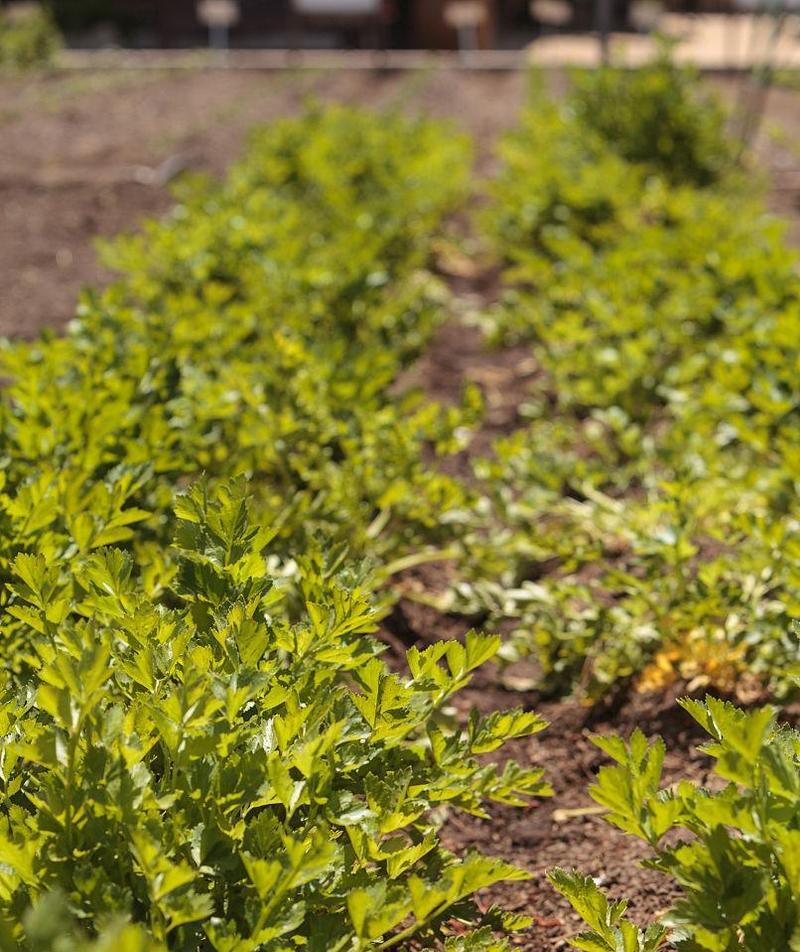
[474,58,800,951]
[0,107,549,950]
[462,58,800,700]
[1,104,483,656]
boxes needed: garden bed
[2,63,800,952]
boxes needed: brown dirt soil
[2,67,800,950]
[378,563,710,948]
[445,688,708,951]
[378,578,707,949]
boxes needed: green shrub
[0,3,60,69]
[471,61,800,700]
[481,100,648,281]
[0,100,561,951]
[0,479,549,949]
[570,49,734,187]
[457,425,800,699]
[0,106,480,662]
[485,191,796,422]
[552,697,800,950]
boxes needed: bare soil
[2,66,799,950]
[446,688,708,951]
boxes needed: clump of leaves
[470,51,800,700]
[0,479,550,950]
[0,3,60,70]
[570,46,734,187]
[0,105,480,658]
[548,869,667,952]
[480,98,647,285]
[458,438,800,699]
[553,696,800,950]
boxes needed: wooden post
[596,0,612,63]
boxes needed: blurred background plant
[569,42,735,185]
[0,1,61,69]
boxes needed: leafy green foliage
[0,105,556,948]
[0,105,479,658]
[480,98,646,286]
[0,479,549,950]
[548,869,667,952]
[0,3,60,70]
[487,190,793,421]
[570,49,733,186]
[459,437,800,698]
[468,61,800,699]
[556,698,800,951]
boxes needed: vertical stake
[597,0,612,64]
